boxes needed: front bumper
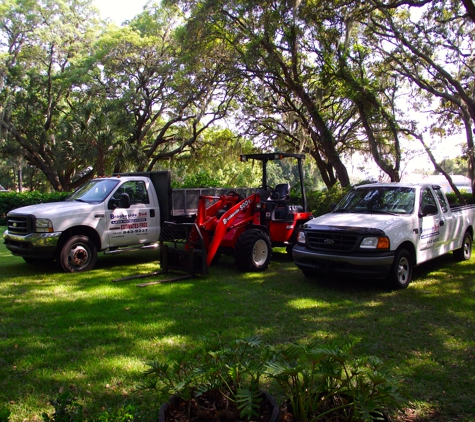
[3,230,61,259]
[292,244,395,278]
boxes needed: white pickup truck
[293,183,475,288]
[3,171,249,273]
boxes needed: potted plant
[140,333,279,422]
[264,339,404,422]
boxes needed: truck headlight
[35,218,53,233]
[360,236,389,249]
[297,231,306,244]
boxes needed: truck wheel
[387,248,412,289]
[453,231,472,261]
[59,235,97,273]
[234,230,271,272]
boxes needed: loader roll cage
[240,153,308,213]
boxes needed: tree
[0,0,102,191]
[160,128,263,187]
[172,0,357,187]
[366,0,475,198]
[85,3,241,173]
[174,0,411,187]
[436,156,469,176]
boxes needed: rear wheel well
[57,226,101,255]
[465,225,474,239]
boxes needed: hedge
[0,191,70,224]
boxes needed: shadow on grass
[1,244,475,422]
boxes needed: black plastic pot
[283,394,390,422]
[159,390,280,422]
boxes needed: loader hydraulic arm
[195,193,257,266]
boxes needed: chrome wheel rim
[463,238,471,259]
[397,256,410,285]
[68,244,90,269]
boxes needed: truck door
[418,187,447,262]
[106,180,159,247]
[433,186,461,252]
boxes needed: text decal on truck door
[420,222,440,239]
[109,212,149,236]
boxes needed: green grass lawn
[1,226,474,421]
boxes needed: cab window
[433,187,449,213]
[113,181,149,205]
[420,188,437,215]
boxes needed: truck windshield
[66,179,120,204]
[334,186,415,215]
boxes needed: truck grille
[306,231,358,252]
[7,215,32,235]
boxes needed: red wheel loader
[159,152,313,276]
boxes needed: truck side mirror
[119,193,131,209]
[420,204,438,217]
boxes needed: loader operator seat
[271,183,291,219]
[272,184,290,205]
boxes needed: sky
[93,0,148,24]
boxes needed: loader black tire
[234,230,271,272]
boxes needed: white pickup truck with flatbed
[293,183,475,288]
[3,171,249,273]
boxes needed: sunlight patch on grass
[286,298,327,309]
[135,335,189,354]
[432,326,473,351]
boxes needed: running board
[104,243,159,255]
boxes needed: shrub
[141,333,267,420]
[445,191,474,205]
[306,184,351,217]
[0,191,70,223]
[265,339,405,422]
[142,335,404,422]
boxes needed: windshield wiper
[368,209,397,215]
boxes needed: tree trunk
[416,133,466,204]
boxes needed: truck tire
[234,230,271,272]
[453,231,472,261]
[387,248,412,289]
[59,235,97,273]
